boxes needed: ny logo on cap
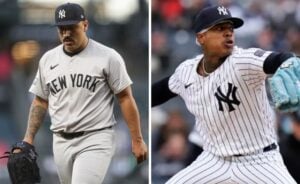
[217,6,228,15]
[58,9,66,19]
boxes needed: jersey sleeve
[29,56,49,100]
[233,48,272,83]
[168,58,197,95]
[107,50,133,94]
[168,65,185,95]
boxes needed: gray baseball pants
[53,127,115,184]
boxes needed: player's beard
[63,37,78,53]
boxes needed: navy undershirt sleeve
[152,76,178,107]
[263,52,294,74]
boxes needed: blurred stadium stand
[151,0,300,183]
[0,0,148,184]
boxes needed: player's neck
[197,56,227,76]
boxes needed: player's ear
[83,20,88,32]
[196,33,205,45]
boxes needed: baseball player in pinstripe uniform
[17,3,147,184]
[152,6,297,183]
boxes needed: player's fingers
[136,151,145,163]
[137,156,146,164]
[136,152,147,164]
[137,156,143,164]
[132,140,148,164]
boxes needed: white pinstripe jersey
[29,39,132,133]
[169,46,277,157]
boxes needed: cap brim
[212,17,244,29]
[53,20,81,26]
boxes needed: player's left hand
[0,141,41,184]
[268,56,300,112]
[131,138,148,164]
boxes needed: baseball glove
[268,57,300,113]
[0,141,41,184]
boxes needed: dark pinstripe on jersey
[166,150,296,184]
[167,46,297,184]
[169,47,276,157]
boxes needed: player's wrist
[23,137,34,145]
[131,136,144,143]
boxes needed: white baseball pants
[166,149,296,184]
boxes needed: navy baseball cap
[54,3,86,26]
[193,6,244,33]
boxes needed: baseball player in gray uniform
[152,6,297,183]
[18,2,147,184]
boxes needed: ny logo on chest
[214,82,240,112]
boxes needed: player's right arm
[152,76,177,107]
[23,96,48,145]
[263,52,294,74]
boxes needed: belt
[233,143,277,157]
[55,126,113,140]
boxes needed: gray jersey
[29,39,132,132]
[169,46,276,157]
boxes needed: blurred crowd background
[0,0,148,184]
[2,0,300,183]
[152,0,300,183]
